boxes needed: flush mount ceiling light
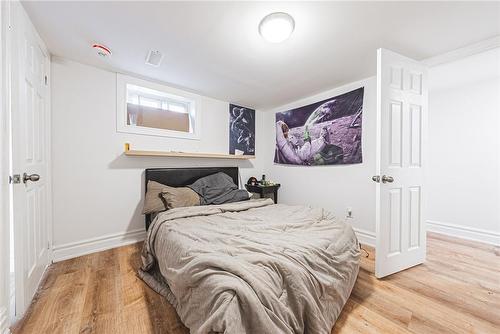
[259,12,295,43]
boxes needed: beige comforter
[139,199,360,334]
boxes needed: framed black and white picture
[229,104,255,156]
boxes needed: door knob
[23,173,40,183]
[372,175,380,183]
[381,175,394,183]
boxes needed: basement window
[117,74,200,139]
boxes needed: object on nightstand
[247,176,258,186]
[245,183,281,204]
[259,174,276,186]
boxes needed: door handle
[381,175,394,183]
[23,173,40,183]
[372,175,380,183]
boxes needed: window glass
[125,84,193,133]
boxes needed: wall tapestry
[274,87,364,165]
[229,104,255,155]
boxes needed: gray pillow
[188,172,249,205]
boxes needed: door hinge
[9,174,21,184]
[44,75,48,85]
[47,241,50,250]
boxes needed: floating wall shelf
[123,143,255,160]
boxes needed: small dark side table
[245,184,281,204]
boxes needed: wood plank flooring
[11,233,500,333]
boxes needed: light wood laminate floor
[11,233,500,333]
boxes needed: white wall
[51,58,264,261]
[427,47,500,245]
[262,77,377,245]
[50,47,500,262]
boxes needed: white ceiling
[22,1,500,109]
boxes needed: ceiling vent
[145,50,164,67]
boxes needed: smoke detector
[92,44,112,58]
[145,50,164,67]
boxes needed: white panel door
[375,48,428,278]
[10,3,51,316]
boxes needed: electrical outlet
[346,207,353,218]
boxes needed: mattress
[139,198,360,334]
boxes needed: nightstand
[245,184,281,204]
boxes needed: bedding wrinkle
[139,199,360,334]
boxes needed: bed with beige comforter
[139,199,360,334]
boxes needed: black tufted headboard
[144,167,239,229]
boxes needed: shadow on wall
[107,154,257,231]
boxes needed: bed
[139,167,360,334]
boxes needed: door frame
[0,0,12,331]
[9,0,53,319]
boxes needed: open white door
[375,48,428,278]
[10,3,51,316]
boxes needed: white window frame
[116,73,201,140]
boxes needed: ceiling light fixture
[259,12,295,43]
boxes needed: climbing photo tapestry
[229,104,255,155]
[274,87,364,165]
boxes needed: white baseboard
[353,228,376,247]
[427,220,500,246]
[50,221,497,263]
[0,307,9,334]
[52,229,147,262]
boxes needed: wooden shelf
[124,143,255,160]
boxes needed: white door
[375,48,428,278]
[10,3,51,316]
